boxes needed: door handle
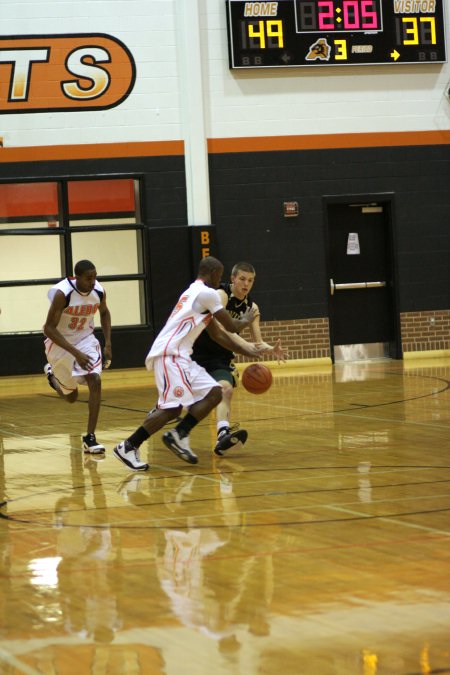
[330,280,386,293]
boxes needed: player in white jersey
[43,259,112,454]
[113,256,270,471]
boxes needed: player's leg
[162,358,222,464]
[113,353,185,471]
[113,406,181,472]
[83,373,105,454]
[186,384,223,420]
[148,403,182,425]
[163,385,222,464]
[210,367,248,456]
[69,336,106,454]
[143,407,181,433]
[216,378,233,429]
[44,347,78,403]
[85,373,101,433]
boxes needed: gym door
[326,200,400,362]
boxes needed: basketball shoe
[82,433,105,454]
[163,429,198,464]
[44,363,57,392]
[113,440,149,471]
[214,425,248,456]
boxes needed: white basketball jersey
[47,278,104,345]
[145,280,222,369]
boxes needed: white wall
[0,0,182,147]
[200,0,450,137]
[0,0,449,148]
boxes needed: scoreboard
[225,0,447,68]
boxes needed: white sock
[217,422,229,435]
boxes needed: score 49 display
[226,0,446,68]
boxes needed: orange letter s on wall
[0,34,135,114]
[63,47,112,100]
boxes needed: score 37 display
[226,0,446,68]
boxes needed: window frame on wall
[0,174,149,335]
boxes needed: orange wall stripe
[0,131,449,163]
[0,140,184,163]
[208,130,450,153]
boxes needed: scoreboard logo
[0,34,136,114]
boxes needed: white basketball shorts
[153,355,219,409]
[45,333,102,394]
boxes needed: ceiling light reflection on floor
[29,556,62,588]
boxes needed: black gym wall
[1,141,449,375]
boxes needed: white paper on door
[347,232,360,255]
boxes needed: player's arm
[227,307,287,363]
[213,305,256,334]
[214,286,258,332]
[232,301,285,361]
[98,293,112,366]
[197,287,255,334]
[43,291,92,369]
[207,318,262,358]
[247,302,263,342]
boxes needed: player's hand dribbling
[271,339,287,364]
[255,339,287,364]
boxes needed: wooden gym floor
[0,357,449,675]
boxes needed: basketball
[241,363,273,395]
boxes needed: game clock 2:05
[297,0,382,32]
[226,0,447,67]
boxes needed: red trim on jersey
[162,357,172,404]
[45,339,55,354]
[161,355,194,404]
[175,359,193,394]
[161,315,197,358]
[87,354,102,372]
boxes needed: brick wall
[234,312,449,362]
[236,317,331,362]
[400,310,450,354]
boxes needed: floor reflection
[0,359,449,674]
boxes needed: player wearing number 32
[43,260,112,455]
